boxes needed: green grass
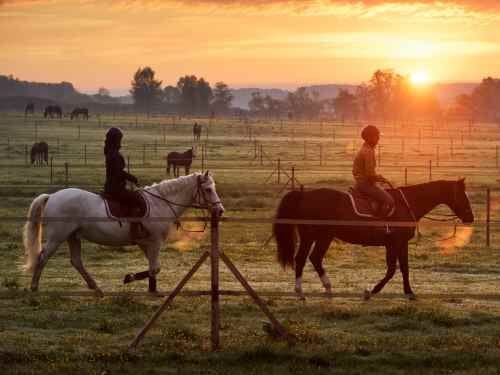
[0,112,499,374]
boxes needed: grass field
[0,112,499,374]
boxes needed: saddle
[101,192,150,222]
[347,188,395,218]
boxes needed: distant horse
[30,142,49,166]
[193,123,202,141]
[44,105,62,119]
[167,147,196,177]
[70,107,89,120]
[25,103,35,117]
[22,172,224,295]
[274,179,474,300]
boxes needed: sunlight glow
[410,70,431,86]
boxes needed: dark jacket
[104,149,138,194]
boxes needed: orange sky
[1,0,499,94]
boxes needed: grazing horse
[44,105,62,119]
[167,147,196,177]
[23,172,224,295]
[274,179,474,299]
[193,123,202,141]
[25,103,35,117]
[30,142,49,166]
[70,107,89,120]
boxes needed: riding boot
[129,205,150,241]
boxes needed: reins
[140,176,217,233]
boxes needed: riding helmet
[106,127,123,142]
[361,125,380,142]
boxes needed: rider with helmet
[104,127,148,240]
[352,125,395,217]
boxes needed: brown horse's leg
[398,242,415,298]
[294,237,313,296]
[370,244,398,296]
[309,236,334,294]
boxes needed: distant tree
[176,75,212,115]
[356,83,371,119]
[212,82,233,114]
[197,78,213,114]
[369,69,394,122]
[97,87,111,97]
[333,89,357,123]
[177,75,198,114]
[471,77,500,120]
[248,92,264,115]
[286,87,321,119]
[163,85,180,105]
[130,66,163,114]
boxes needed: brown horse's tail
[274,190,302,269]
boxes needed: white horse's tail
[23,194,50,273]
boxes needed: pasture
[0,112,499,374]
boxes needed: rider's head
[361,125,380,147]
[104,127,123,155]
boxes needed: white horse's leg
[31,238,62,291]
[68,235,103,296]
[141,243,161,293]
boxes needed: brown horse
[31,142,49,166]
[70,107,89,120]
[166,147,196,177]
[273,179,474,300]
[44,105,62,119]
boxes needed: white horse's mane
[145,172,201,197]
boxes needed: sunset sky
[1,0,500,94]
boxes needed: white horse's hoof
[363,289,372,301]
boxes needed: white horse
[23,171,224,295]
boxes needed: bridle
[400,182,471,242]
[141,175,221,232]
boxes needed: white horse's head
[197,171,224,218]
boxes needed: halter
[141,175,221,232]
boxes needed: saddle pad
[102,192,150,221]
[347,189,395,218]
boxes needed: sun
[410,70,431,86]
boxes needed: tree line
[452,77,500,121]
[130,67,233,116]
[248,69,442,122]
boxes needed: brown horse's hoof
[363,289,372,301]
[94,288,104,298]
[405,293,417,301]
[123,273,135,284]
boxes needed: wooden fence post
[84,144,87,165]
[436,145,440,166]
[496,145,498,168]
[260,144,263,166]
[320,143,323,166]
[50,157,53,184]
[64,162,69,187]
[404,167,408,186]
[291,166,295,190]
[429,160,432,181]
[277,158,281,184]
[78,123,81,140]
[127,156,130,174]
[254,140,258,158]
[25,144,28,165]
[210,211,220,351]
[201,144,205,172]
[486,188,491,248]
